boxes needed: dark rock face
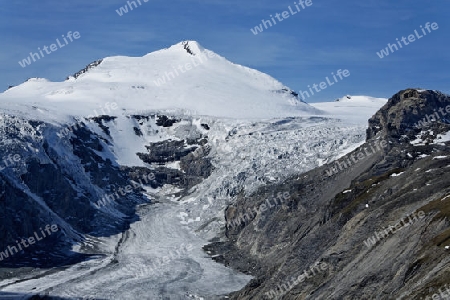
[180,145,212,178]
[367,89,450,140]
[20,157,94,233]
[137,140,195,164]
[137,138,213,191]
[67,59,103,80]
[133,126,143,136]
[135,113,214,191]
[210,89,450,299]
[156,115,180,127]
[182,41,195,56]
[90,115,117,136]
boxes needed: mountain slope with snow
[0,41,320,121]
[311,95,388,124]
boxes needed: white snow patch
[436,131,450,143]
[311,95,387,124]
[391,172,404,177]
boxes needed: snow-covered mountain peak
[1,41,322,121]
[144,40,207,58]
[173,40,205,56]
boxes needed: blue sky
[0,0,448,102]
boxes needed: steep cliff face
[209,89,450,299]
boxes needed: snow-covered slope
[0,41,320,121]
[311,95,388,124]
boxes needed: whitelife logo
[376,22,439,59]
[325,140,388,177]
[414,104,450,129]
[420,284,450,300]
[93,173,155,209]
[0,153,21,171]
[116,0,149,16]
[265,261,329,299]
[226,192,292,229]
[250,0,313,35]
[363,211,425,249]
[0,224,59,262]
[298,69,350,100]
[153,51,217,86]
[59,102,118,138]
[18,31,81,68]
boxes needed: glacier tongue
[1,203,252,299]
